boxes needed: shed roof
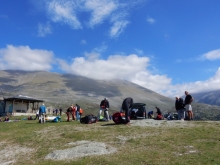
[4,95,44,103]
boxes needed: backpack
[98,115,108,122]
[80,115,98,124]
[79,108,83,114]
[112,112,126,124]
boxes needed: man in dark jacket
[98,98,110,121]
[175,96,185,121]
[122,97,133,124]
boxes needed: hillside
[1,70,220,120]
[192,90,220,106]
[0,70,174,111]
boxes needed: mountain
[0,70,174,112]
[0,70,220,120]
[192,90,220,106]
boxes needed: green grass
[0,115,220,165]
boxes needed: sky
[0,0,220,98]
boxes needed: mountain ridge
[1,70,220,120]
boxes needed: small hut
[0,95,44,116]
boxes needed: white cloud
[47,0,82,29]
[158,67,220,97]
[146,16,156,24]
[37,22,52,37]
[80,39,87,45]
[200,49,220,61]
[0,45,54,71]
[58,53,172,93]
[57,50,220,97]
[109,20,129,38]
[135,48,144,55]
[42,0,146,38]
[84,0,117,27]
[1,45,220,97]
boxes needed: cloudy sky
[0,0,220,97]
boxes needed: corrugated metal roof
[4,95,44,102]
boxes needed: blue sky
[0,0,220,97]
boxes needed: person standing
[79,108,83,119]
[66,105,73,122]
[98,98,110,121]
[71,105,76,121]
[175,96,185,121]
[59,107,62,116]
[55,108,58,116]
[184,91,194,120]
[121,97,133,124]
[39,103,46,123]
[34,109,39,120]
[75,104,81,121]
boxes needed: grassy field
[0,115,220,165]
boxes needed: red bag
[157,114,163,120]
[112,112,126,124]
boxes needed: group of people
[97,97,133,125]
[2,91,192,124]
[66,104,83,122]
[147,91,194,121]
[53,108,62,116]
[175,91,194,121]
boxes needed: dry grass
[0,116,220,165]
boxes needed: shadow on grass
[101,123,125,126]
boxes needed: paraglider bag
[112,112,126,124]
[80,115,98,124]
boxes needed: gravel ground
[130,119,195,127]
[45,141,117,161]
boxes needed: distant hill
[192,90,220,106]
[0,70,220,120]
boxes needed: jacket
[175,98,185,110]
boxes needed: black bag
[80,115,98,124]
[112,112,126,124]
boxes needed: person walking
[98,98,110,121]
[121,97,133,124]
[175,96,185,121]
[184,91,194,120]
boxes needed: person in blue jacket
[39,103,46,123]
[148,111,153,119]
